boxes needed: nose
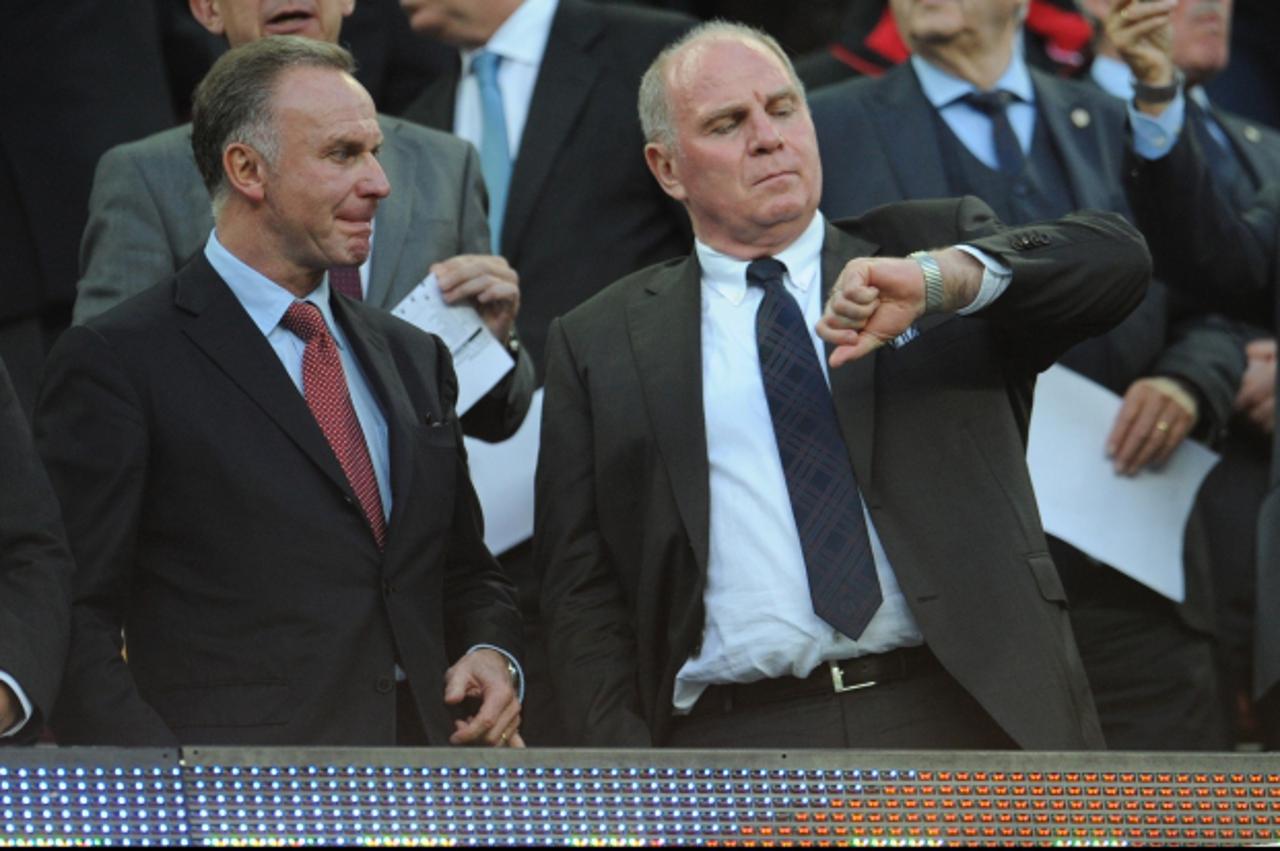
[747,108,784,154]
[360,153,391,200]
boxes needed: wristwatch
[908,251,945,314]
[1132,69,1184,105]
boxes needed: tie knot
[472,50,502,83]
[746,257,788,292]
[281,301,329,343]
[962,89,1017,115]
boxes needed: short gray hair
[191,35,355,214]
[638,20,804,149]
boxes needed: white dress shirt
[673,213,1010,711]
[453,0,559,158]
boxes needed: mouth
[264,5,318,35]
[754,170,797,187]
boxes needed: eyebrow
[698,87,799,127]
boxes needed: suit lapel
[331,298,421,549]
[1212,106,1268,191]
[868,65,951,200]
[174,256,355,502]
[627,258,710,573]
[368,116,416,309]
[1033,71,1115,210]
[821,222,880,497]
[501,2,601,256]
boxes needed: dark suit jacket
[536,199,1150,750]
[1126,127,1280,698]
[403,0,694,373]
[35,255,522,746]
[0,358,73,742]
[811,62,1243,634]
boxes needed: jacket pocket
[1028,552,1068,604]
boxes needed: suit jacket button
[376,677,394,693]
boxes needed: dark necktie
[962,90,1025,175]
[329,265,363,301]
[748,257,882,639]
[281,301,387,549]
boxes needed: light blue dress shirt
[204,231,392,517]
[911,52,1037,169]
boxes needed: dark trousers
[667,648,1016,750]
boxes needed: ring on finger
[1154,420,1171,433]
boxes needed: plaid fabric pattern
[961,90,1026,176]
[281,301,387,549]
[748,257,881,639]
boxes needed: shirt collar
[462,0,558,71]
[696,212,827,306]
[203,230,342,347]
[911,49,1035,109]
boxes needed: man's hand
[1105,0,1177,113]
[817,248,982,368]
[1236,338,1276,435]
[433,255,521,346]
[0,683,19,734]
[443,648,524,748]
[1106,375,1198,475]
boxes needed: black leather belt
[689,645,937,718]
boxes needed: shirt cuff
[1128,92,1185,160]
[0,670,33,739]
[953,245,1012,315]
[466,644,525,704]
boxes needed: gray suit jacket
[74,115,533,441]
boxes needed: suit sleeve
[944,198,1153,372]
[431,342,524,664]
[535,318,652,747]
[456,141,537,442]
[33,327,177,745]
[74,145,183,325]
[1125,127,1278,319]
[0,360,74,743]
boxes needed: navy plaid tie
[748,257,882,639]
[962,90,1025,175]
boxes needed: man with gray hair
[36,36,524,748]
[536,20,1150,749]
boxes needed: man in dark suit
[36,36,523,748]
[809,0,1241,751]
[0,358,74,744]
[536,22,1149,749]
[76,0,533,444]
[1113,0,1280,749]
[400,0,694,373]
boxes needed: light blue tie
[472,51,511,254]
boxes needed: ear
[223,142,268,204]
[189,0,225,36]
[644,141,688,203]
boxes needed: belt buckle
[829,660,876,693]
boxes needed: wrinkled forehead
[666,37,798,116]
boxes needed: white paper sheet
[464,389,543,556]
[1026,365,1221,603]
[392,273,513,415]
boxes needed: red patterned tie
[280,301,387,549]
[329,265,363,301]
